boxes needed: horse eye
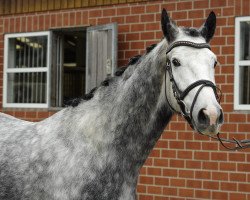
[214,61,217,68]
[172,58,181,67]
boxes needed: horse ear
[200,11,216,42]
[161,8,178,43]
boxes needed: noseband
[165,41,250,151]
[165,41,219,129]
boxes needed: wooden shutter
[86,23,117,93]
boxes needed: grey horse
[0,9,223,200]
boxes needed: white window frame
[234,16,250,110]
[3,31,51,108]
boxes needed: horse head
[161,9,223,136]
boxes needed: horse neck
[112,40,173,169]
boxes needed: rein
[165,41,250,151]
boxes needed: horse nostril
[218,109,224,124]
[198,109,209,125]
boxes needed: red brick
[148,149,160,158]
[140,14,155,22]
[170,178,185,187]
[229,152,245,162]
[179,170,194,178]
[212,191,228,200]
[163,187,177,196]
[239,183,250,192]
[203,181,219,190]
[89,9,102,18]
[126,15,140,23]
[194,0,209,9]
[177,150,193,159]
[220,162,236,171]
[155,177,169,186]
[194,152,209,160]
[154,159,168,167]
[140,32,155,40]
[125,50,139,58]
[117,7,130,15]
[111,16,124,24]
[186,160,202,169]
[188,10,204,18]
[238,163,250,172]
[118,24,130,33]
[238,124,250,132]
[98,18,111,25]
[144,158,152,166]
[146,22,160,31]
[146,5,160,13]
[139,176,153,185]
[76,11,82,25]
[210,0,227,7]
[186,180,202,189]
[37,112,50,119]
[163,169,178,177]
[177,1,192,10]
[138,194,153,200]
[147,167,162,176]
[179,188,194,198]
[169,159,185,168]
[221,182,237,191]
[186,141,201,150]
[131,6,145,14]
[212,172,229,181]
[69,12,76,26]
[203,161,219,170]
[229,193,247,200]
[137,184,146,193]
[211,152,228,161]
[25,112,37,118]
[195,171,211,179]
[131,24,145,32]
[169,141,185,149]
[103,8,116,16]
[148,186,162,195]
[155,140,168,149]
[195,190,211,199]
[172,11,187,20]
[170,122,185,131]
[222,27,234,35]
[223,7,235,16]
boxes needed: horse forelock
[182,27,201,37]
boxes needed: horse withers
[0,9,223,200]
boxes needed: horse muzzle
[195,105,224,135]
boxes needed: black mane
[66,43,157,107]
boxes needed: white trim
[4,103,48,109]
[47,31,52,108]
[3,31,50,108]
[5,68,48,73]
[234,16,250,110]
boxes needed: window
[3,23,117,108]
[235,17,250,110]
[3,32,51,108]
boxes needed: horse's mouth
[195,123,221,136]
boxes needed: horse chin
[195,124,221,136]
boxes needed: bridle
[165,41,250,150]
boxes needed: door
[86,23,117,93]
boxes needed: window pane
[240,22,250,60]
[239,66,250,104]
[8,36,47,68]
[7,72,47,103]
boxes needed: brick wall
[1,0,250,199]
